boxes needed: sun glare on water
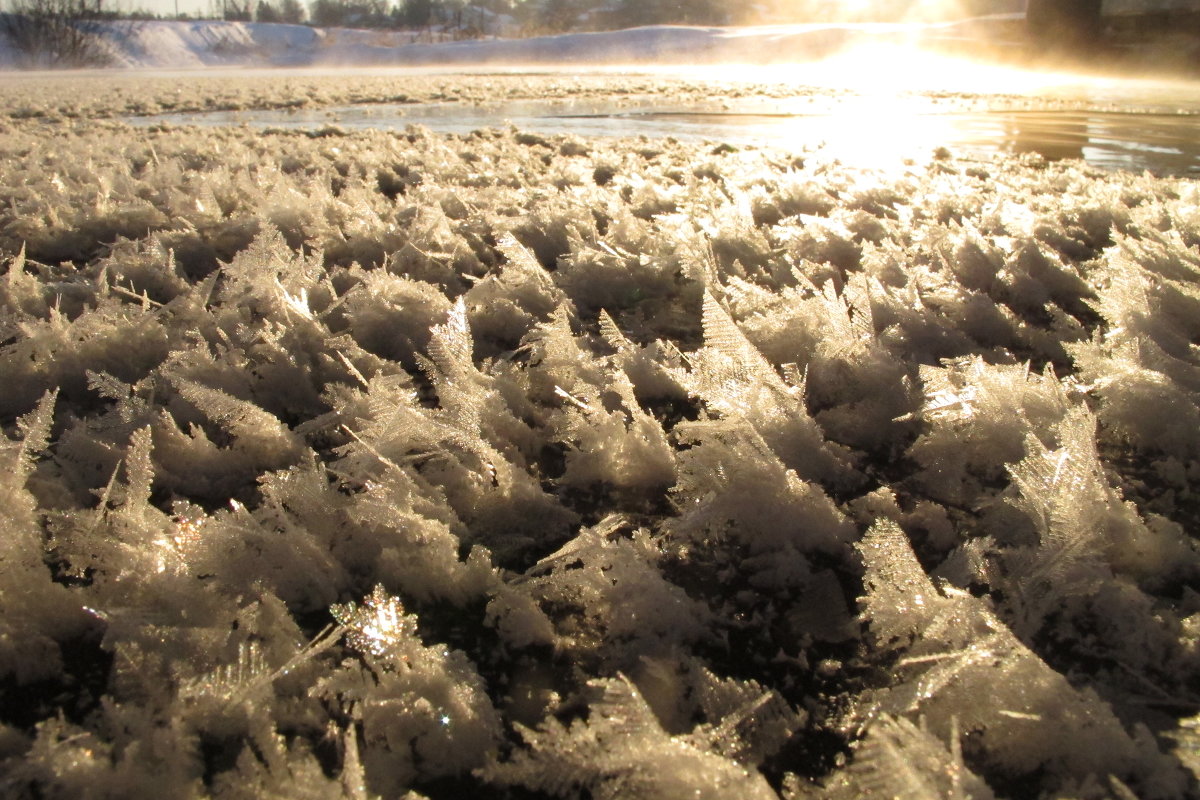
[794,47,1054,165]
[686,45,1090,167]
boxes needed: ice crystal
[555,366,676,495]
[679,289,858,487]
[482,674,778,800]
[494,516,713,658]
[856,520,1180,790]
[689,666,804,766]
[178,641,272,704]
[671,417,853,575]
[1001,405,1191,636]
[331,584,417,658]
[0,390,80,684]
[1172,714,1200,782]
[823,715,995,800]
[907,355,1073,505]
[170,377,305,467]
[1,86,1198,799]
[319,586,501,793]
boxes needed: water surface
[127,72,1200,176]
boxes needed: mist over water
[128,61,1200,176]
[96,10,1200,175]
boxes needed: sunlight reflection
[778,94,955,167]
[702,46,1107,167]
[123,52,1200,176]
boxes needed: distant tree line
[513,0,1026,32]
[203,0,304,22]
[283,0,515,31]
[258,0,1027,33]
[253,0,305,22]
[0,0,125,66]
[237,0,742,32]
[526,0,729,32]
[0,0,1031,35]
[0,0,1100,53]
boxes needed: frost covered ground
[1,72,1200,800]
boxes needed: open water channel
[129,73,1200,176]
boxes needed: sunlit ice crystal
[331,584,416,657]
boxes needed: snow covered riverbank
[1,74,1199,799]
[0,17,1021,70]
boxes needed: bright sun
[775,0,976,23]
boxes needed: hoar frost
[0,74,1198,800]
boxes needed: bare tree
[0,0,116,67]
[277,0,304,23]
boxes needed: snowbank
[113,20,323,68]
[0,16,1022,70]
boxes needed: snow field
[0,80,1199,798]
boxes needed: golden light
[689,42,1082,168]
[770,0,976,24]
[787,44,1067,95]
[841,0,876,15]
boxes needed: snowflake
[331,585,415,657]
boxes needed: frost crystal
[678,289,858,488]
[1,84,1198,800]
[856,520,1173,786]
[482,675,779,800]
[823,715,995,800]
[331,585,417,657]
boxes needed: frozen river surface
[130,74,1200,176]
